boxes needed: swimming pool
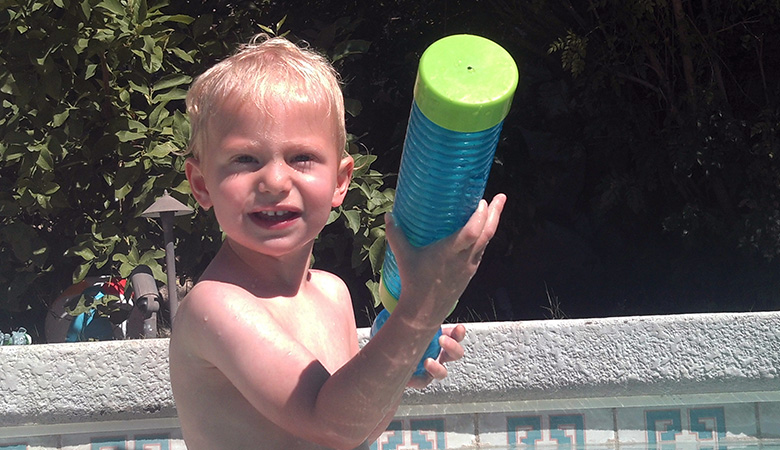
[1,312,779,449]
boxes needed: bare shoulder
[174,281,253,327]
[308,269,348,291]
[308,269,351,307]
[170,280,265,359]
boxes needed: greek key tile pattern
[1,401,777,449]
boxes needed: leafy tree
[0,0,390,337]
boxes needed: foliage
[0,0,390,332]
[486,0,780,316]
[531,0,779,255]
[1,0,200,316]
[3,0,780,333]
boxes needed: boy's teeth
[261,211,287,217]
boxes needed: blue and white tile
[475,412,514,448]
[759,401,780,439]
[371,416,450,449]
[720,403,759,440]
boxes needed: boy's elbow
[316,430,367,450]
[312,417,380,450]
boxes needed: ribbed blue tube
[381,101,503,302]
[374,101,503,376]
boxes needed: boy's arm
[181,194,504,450]
[313,194,506,447]
[366,323,467,442]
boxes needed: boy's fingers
[438,334,465,363]
[442,323,466,342]
[485,194,507,237]
[453,199,489,252]
[424,358,448,380]
[467,194,506,263]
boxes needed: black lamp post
[141,190,193,326]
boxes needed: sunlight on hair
[186,34,346,159]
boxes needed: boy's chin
[229,235,315,259]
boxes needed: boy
[169,35,506,450]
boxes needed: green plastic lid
[415,34,518,133]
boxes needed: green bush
[0,0,391,331]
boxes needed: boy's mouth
[251,210,300,224]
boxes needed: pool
[1,312,779,449]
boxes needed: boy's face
[186,99,353,259]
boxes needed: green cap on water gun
[414,34,519,133]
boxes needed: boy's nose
[258,161,292,195]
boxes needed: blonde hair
[186,34,346,159]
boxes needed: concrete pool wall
[1,311,780,449]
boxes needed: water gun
[370,34,518,375]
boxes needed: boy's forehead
[213,95,334,129]
[204,96,342,150]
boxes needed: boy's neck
[203,239,314,299]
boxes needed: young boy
[169,35,506,450]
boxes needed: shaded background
[2,0,779,338]
[278,0,780,325]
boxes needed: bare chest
[265,296,353,372]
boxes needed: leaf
[51,108,70,127]
[139,249,165,265]
[276,15,287,32]
[326,210,340,225]
[36,147,54,171]
[152,74,192,92]
[365,279,381,307]
[36,179,61,195]
[116,130,147,142]
[158,14,195,25]
[368,234,386,274]
[147,141,176,158]
[0,72,17,95]
[115,180,134,200]
[171,177,191,195]
[97,0,125,17]
[71,245,96,260]
[344,98,362,117]
[127,79,150,96]
[170,47,194,63]
[148,102,170,128]
[84,63,98,79]
[342,209,361,234]
[73,261,93,283]
[151,87,187,103]
[134,0,147,23]
[331,39,371,63]
[171,110,190,141]
[80,0,91,20]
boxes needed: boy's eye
[234,155,258,164]
[291,154,315,165]
[293,155,313,162]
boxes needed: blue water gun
[371,35,518,375]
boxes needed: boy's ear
[332,155,354,208]
[185,158,213,210]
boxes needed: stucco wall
[2,311,779,430]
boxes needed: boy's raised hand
[385,193,507,326]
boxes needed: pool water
[436,445,780,450]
